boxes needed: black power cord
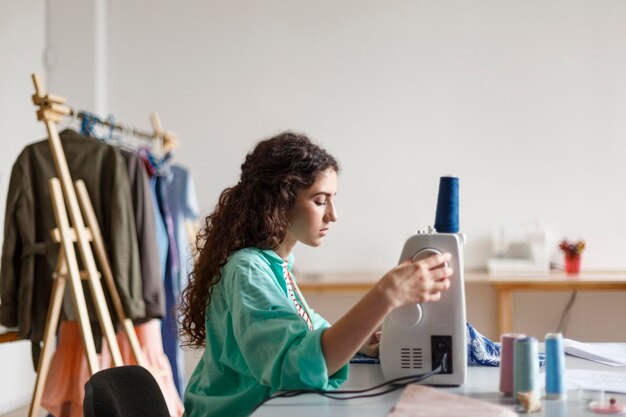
[556,290,578,335]
[252,353,448,412]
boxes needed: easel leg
[48,178,100,371]
[75,180,142,366]
[30,179,105,416]
[28,251,67,417]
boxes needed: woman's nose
[325,203,338,222]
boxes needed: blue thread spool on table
[545,333,566,400]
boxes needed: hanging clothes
[164,164,199,292]
[119,150,165,320]
[41,143,184,417]
[42,320,183,417]
[153,172,185,397]
[140,150,199,398]
[0,129,145,366]
[161,164,199,397]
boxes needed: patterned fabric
[466,322,501,366]
[281,262,313,331]
[466,322,545,367]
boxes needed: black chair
[83,365,170,417]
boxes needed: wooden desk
[471,271,626,336]
[298,270,626,338]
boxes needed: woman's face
[285,169,338,249]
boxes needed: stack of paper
[565,369,626,394]
[563,339,626,366]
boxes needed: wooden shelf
[0,330,18,344]
[296,270,626,336]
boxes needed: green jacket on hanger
[0,129,145,366]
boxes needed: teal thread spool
[514,336,539,399]
[545,333,566,400]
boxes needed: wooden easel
[28,74,149,417]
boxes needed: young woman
[179,132,453,417]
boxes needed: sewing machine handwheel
[412,248,449,270]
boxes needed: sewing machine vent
[400,347,423,369]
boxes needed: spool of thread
[514,336,540,399]
[434,176,459,233]
[545,332,566,400]
[499,333,526,396]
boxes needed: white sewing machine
[487,225,551,276]
[379,228,467,386]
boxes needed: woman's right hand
[377,253,453,310]
[320,252,453,375]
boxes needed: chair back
[83,365,170,417]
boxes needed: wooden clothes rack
[28,73,175,417]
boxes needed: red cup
[565,255,581,275]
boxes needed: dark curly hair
[179,131,340,348]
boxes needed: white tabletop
[253,355,626,416]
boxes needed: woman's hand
[358,329,381,357]
[377,253,453,309]
[320,253,452,375]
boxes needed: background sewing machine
[487,225,552,276]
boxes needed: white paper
[563,339,626,367]
[565,369,626,394]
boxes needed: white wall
[103,0,626,273]
[2,1,625,412]
[46,0,108,113]
[0,1,46,413]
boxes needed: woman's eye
[314,200,326,206]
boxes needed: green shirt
[183,248,349,417]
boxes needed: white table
[253,355,626,416]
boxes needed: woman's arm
[320,252,453,375]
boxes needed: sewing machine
[379,228,467,386]
[487,225,551,276]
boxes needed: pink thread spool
[500,333,526,396]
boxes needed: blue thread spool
[545,333,566,400]
[434,176,459,233]
[514,336,539,399]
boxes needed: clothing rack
[42,97,179,152]
[28,73,175,417]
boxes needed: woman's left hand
[358,329,381,357]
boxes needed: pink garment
[42,320,183,417]
[387,385,517,417]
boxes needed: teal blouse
[183,248,349,417]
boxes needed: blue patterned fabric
[466,321,501,366]
[466,322,545,367]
